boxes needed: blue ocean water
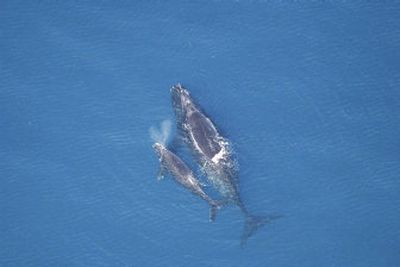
[1,1,400,266]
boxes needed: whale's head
[152,142,165,158]
[171,83,196,119]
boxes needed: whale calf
[153,142,223,222]
[171,84,281,245]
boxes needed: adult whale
[171,84,281,245]
[153,142,223,222]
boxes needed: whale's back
[188,111,222,160]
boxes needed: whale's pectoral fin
[157,165,167,181]
[209,200,226,222]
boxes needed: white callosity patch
[184,96,192,107]
[211,139,229,164]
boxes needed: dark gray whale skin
[171,84,281,246]
[171,84,243,207]
[152,142,222,222]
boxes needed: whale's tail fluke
[209,200,226,222]
[240,214,283,247]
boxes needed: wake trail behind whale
[149,119,172,146]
